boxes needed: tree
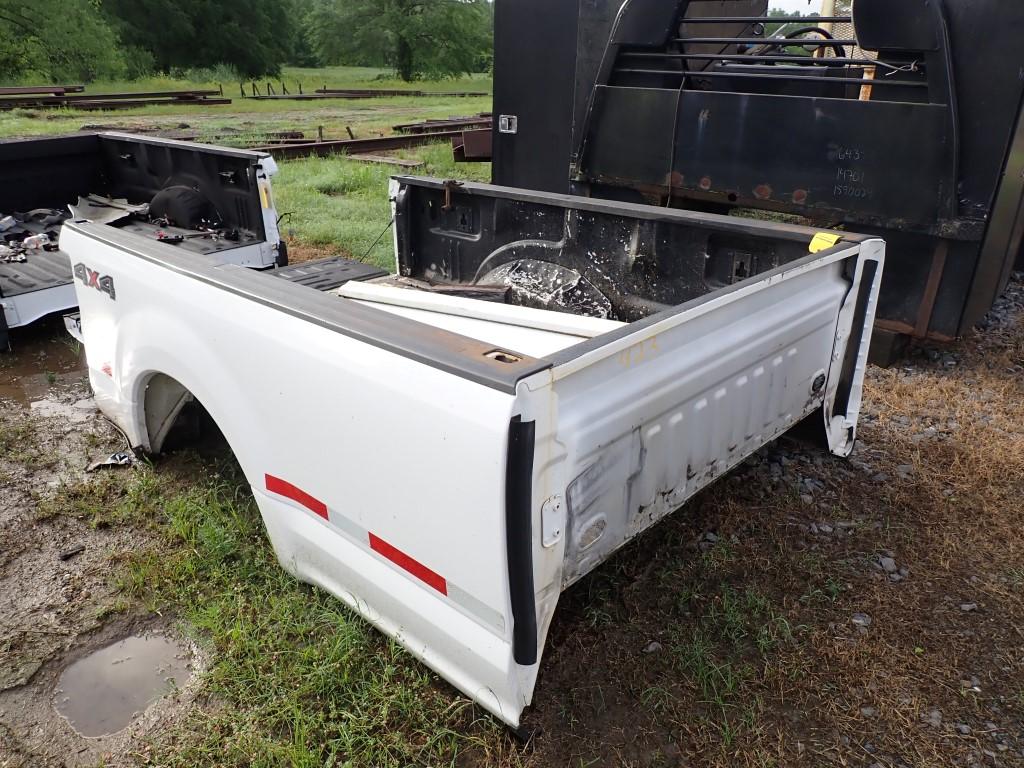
[101,0,294,78]
[764,9,803,37]
[283,0,324,68]
[0,0,125,82]
[307,0,492,82]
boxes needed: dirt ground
[0,276,1022,767]
[0,321,206,767]
[519,275,1024,767]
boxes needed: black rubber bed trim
[505,416,538,666]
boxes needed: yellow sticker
[809,232,842,253]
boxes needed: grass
[0,66,492,141]
[0,65,492,266]
[3,63,1024,767]
[7,273,1023,768]
[272,143,489,268]
[50,455,509,767]
[0,419,51,469]
[43,65,493,96]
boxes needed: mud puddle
[54,633,193,738]
[0,316,87,406]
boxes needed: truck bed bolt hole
[485,350,521,364]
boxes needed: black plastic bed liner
[0,250,73,298]
[271,256,387,292]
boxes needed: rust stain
[792,189,808,205]
[753,184,773,200]
[699,176,712,191]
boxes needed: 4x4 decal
[73,263,116,300]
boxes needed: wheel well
[142,373,195,454]
[141,373,230,456]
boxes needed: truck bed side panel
[60,223,535,725]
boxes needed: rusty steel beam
[245,93,374,101]
[254,131,465,160]
[68,98,232,111]
[315,88,489,98]
[316,88,426,96]
[59,89,222,101]
[394,116,493,134]
[0,85,78,96]
[452,128,493,162]
[0,90,227,110]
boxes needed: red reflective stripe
[368,533,448,595]
[265,474,328,520]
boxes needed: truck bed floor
[271,256,388,292]
[0,250,73,297]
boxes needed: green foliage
[108,461,500,765]
[283,0,324,68]
[307,0,493,82]
[273,142,490,267]
[100,0,293,78]
[0,0,492,84]
[0,0,126,82]
[764,9,805,37]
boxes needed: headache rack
[608,8,944,102]
[491,0,1024,351]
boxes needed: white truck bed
[61,177,883,727]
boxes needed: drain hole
[485,350,522,364]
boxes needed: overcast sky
[769,0,824,12]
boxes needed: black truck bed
[0,251,73,298]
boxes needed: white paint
[338,281,624,357]
[62,194,884,728]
